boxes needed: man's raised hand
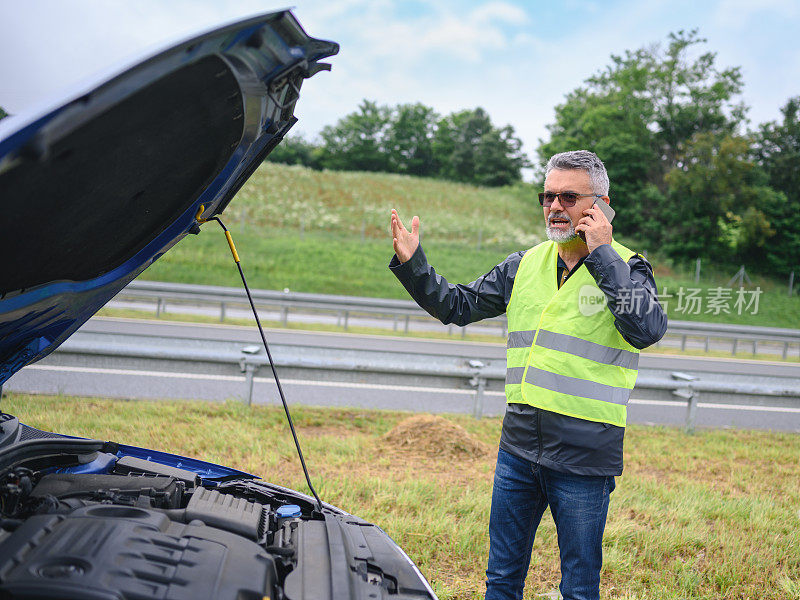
[390,209,419,263]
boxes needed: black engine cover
[0,504,275,599]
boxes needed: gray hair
[545,150,609,196]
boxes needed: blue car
[0,11,437,599]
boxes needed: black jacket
[389,242,668,475]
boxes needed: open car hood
[0,10,337,384]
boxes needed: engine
[0,440,435,600]
[0,457,305,600]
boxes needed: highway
[107,294,800,359]
[5,317,800,432]
[31,317,800,373]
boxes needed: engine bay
[0,428,430,600]
[0,457,286,599]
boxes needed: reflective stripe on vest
[534,330,639,369]
[524,367,632,405]
[507,330,536,349]
[505,366,526,385]
[504,240,640,427]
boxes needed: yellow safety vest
[505,240,640,427]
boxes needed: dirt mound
[381,414,491,459]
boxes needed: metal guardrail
[51,330,800,433]
[658,321,800,359]
[118,281,800,358]
[119,281,508,334]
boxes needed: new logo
[578,285,607,316]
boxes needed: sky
[1,0,799,180]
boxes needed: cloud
[471,2,530,25]
[2,0,798,182]
[334,1,532,64]
[712,0,799,29]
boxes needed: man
[388,150,667,600]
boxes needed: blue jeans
[485,448,615,600]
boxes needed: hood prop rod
[204,213,323,513]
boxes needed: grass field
[4,393,799,599]
[139,163,800,329]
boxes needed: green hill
[214,162,541,247]
[142,163,800,329]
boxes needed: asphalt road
[8,362,800,432]
[108,297,798,358]
[5,317,800,432]
[72,317,800,382]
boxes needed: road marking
[628,398,800,413]
[26,364,243,382]
[91,316,800,363]
[642,351,797,367]
[630,398,800,413]
[93,315,505,347]
[19,365,800,413]
[260,377,506,396]
[22,364,502,396]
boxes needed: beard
[546,211,578,244]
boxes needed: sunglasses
[538,192,602,207]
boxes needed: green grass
[143,228,517,300]
[211,163,542,247]
[142,226,799,328]
[647,263,799,328]
[4,393,799,599]
[139,162,800,328]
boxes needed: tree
[537,30,746,241]
[753,97,800,275]
[433,108,528,186]
[316,101,527,186]
[473,124,529,187]
[317,100,392,172]
[0,106,7,120]
[663,133,784,263]
[384,103,438,177]
[434,109,491,182]
[266,134,322,169]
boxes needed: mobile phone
[594,198,615,222]
[578,199,615,241]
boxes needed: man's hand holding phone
[576,199,614,253]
